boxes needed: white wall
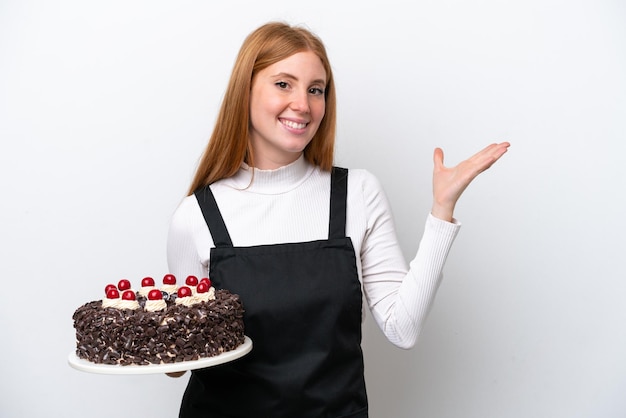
[1,1,625,417]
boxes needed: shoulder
[338,166,382,187]
[169,194,203,231]
[173,193,200,214]
[344,167,386,200]
[341,168,393,225]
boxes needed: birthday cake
[72,274,245,366]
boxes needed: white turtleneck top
[167,155,461,349]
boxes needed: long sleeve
[354,170,461,349]
[166,195,211,281]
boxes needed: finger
[472,142,510,172]
[470,142,504,160]
[484,142,510,161]
[482,142,510,156]
[433,147,444,169]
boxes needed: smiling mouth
[280,119,307,130]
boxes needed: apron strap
[329,167,348,240]
[194,186,233,247]
[194,167,348,246]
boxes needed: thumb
[433,147,444,169]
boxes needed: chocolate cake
[72,275,245,366]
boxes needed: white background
[1,1,625,417]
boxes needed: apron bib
[180,167,368,418]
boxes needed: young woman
[166,21,510,418]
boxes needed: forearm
[366,214,460,348]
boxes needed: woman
[167,21,509,418]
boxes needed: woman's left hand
[431,142,510,222]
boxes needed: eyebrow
[271,72,326,86]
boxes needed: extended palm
[431,142,510,222]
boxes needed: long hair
[187,22,337,195]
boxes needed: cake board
[68,336,252,375]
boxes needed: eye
[275,81,289,89]
[309,86,325,96]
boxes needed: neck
[248,152,304,170]
[224,155,314,194]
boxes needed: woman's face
[249,51,327,169]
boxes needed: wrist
[431,203,454,222]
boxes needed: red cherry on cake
[200,277,211,288]
[122,290,136,301]
[178,286,192,298]
[163,274,176,285]
[105,284,117,294]
[196,282,209,294]
[106,288,120,299]
[148,289,163,300]
[141,277,155,287]
[118,279,131,291]
[185,275,199,286]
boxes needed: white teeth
[281,119,307,129]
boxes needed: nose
[289,89,310,113]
